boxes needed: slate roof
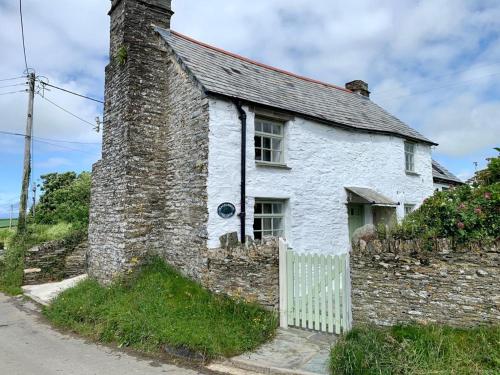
[432,160,463,184]
[157,28,436,145]
[345,187,398,206]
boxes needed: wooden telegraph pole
[18,72,36,232]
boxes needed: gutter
[235,100,247,244]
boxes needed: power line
[19,0,29,72]
[0,83,27,89]
[0,130,101,145]
[37,94,97,128]
[0,90,27,96]
[0,76,26,82]
[40,82,104,104]
[34,139,95,155]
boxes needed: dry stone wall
[24,240,87,285]
[202,233,279,309]
[351,238,500,327]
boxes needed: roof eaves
[207,91,437,146]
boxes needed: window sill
[255,161,291,170]
[405,171,420,176]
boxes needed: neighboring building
[88,0,437,283]
[432,160,463,191]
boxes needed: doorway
[347,204,364,240]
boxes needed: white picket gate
[279,238,352,334]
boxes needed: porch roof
[345,187,398,206]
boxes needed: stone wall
[351,238,499,327]
[24,240,88,285]
[202,233,279,309]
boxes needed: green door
[348,204,365,241]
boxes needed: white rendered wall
[207,98,434,254]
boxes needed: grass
[330,324,500,375]
[44,258,277,360]
[0,222,79,295]
[0,218,17,228]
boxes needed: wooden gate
[279,239,352,334]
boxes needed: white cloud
[35,157,72,169]
[0,0,498,179]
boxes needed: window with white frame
[404,142,416,172]
[253,200,284,240]
[255,117,284,164]
[404,204,415,216]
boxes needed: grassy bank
[0,223,79,295]
[330,324,500,375]
[44,258,277,359]
[0,218,17,228]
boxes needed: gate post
[278,238,288,328]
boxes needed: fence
[279,238,352,334]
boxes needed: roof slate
[157,28,435,145]
[432,160,463,184]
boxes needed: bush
[33,172,91,228]
[388,152,499,243]
[44,258,277,359]
[330,324,500,375]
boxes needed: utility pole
[18,72,35,232]
[31,182,36,220]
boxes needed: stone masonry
[24,240,87,285]
[203,234,279,309]
[88,0,210,282]
[351,238,500,327]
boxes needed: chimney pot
[345,80,370,98]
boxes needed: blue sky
[0,0,499,218]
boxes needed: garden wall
[202,233,279,309]
[24,239,87,285]
[351,238,499,327]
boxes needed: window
[255,118,284,164]
[404,142,415,172]
[253,200,284,240]
[404,204,415,216]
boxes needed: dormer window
[255,117,284,164]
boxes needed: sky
[0,0,499,218]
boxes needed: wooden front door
[348,204,364,241]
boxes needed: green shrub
[33,171,91,228]
[386,152,499,244]
[45,258,277,359]
[330,324,500,375]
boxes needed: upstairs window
[253,200,284,240]
[255,118,284,164]
[404,142,416,172]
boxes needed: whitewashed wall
[434,181,452,191]
[207,99,434,254]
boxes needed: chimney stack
[345,80,370,98]
[88,0,174,282]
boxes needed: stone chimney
[345,80,370,98]
[87,0,174,283]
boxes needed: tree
[33,172,91,227]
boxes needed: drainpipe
[235,100,247,244]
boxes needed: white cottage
[89,0,437,285]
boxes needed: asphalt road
[0,293,207,375]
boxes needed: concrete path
[0,293,210,375]
[22,274,88,305]
[208,328,336,375]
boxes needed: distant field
[0,219,17,228]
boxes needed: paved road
[0,293,207,375]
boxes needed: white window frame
[404,204,415,216]
[253,200,285,240]
[404,142,416,173]
[254,117,285,165]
